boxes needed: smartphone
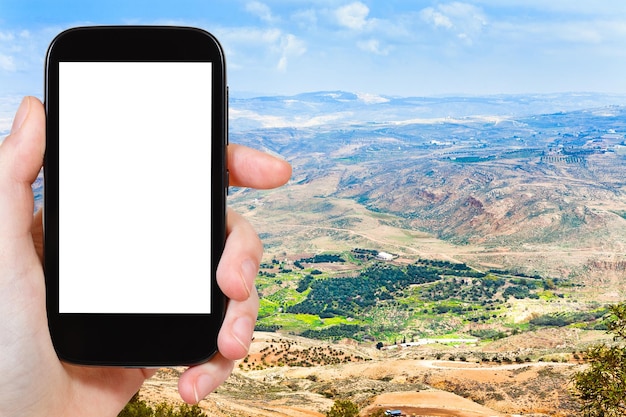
[44,26,227,366]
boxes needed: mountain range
[230,92,626,277]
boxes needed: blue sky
[2,0,626,97]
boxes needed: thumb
[0,96,46,239]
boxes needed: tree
[326,399,359,417]
[118,392,208,417]
[573,302,626,416]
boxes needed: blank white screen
[58,62,213,314]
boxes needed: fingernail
[194,374,214,403]
[11,97,31,135]
[232,316,254,352]
[240,258,257,298]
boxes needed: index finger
[227,144,291,189]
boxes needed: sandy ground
[142,358,569,417]
[364,391,508,416]
[190,389,509,417]
[140,331,585,417]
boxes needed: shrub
[326,399,359,417]
[573,302,626,416]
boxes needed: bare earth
[365,391,507,416]
[140,331,587,417]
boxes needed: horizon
[3,89,626,135]
[229,89,626,100]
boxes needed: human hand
[0,96,291,417]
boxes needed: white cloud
[0,28,44,76]
[0,54,16,72]
[216,27,305,74]
[218,27,282,45]
[335,2,370,30]
[292,9,318,29]
[277,34,306,72]
[357,39,390,55]
[420,8,453,29]
[492,18,626,48]
[420,2,487,44]
[0,32,16,42]
[245,1,276,23]
[474,0,626,16]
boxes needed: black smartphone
[44,26,227,366]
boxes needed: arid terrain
[140,329,608,416]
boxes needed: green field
[255,249,603,344]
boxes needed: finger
[228,143,291,189]
[0,97,45,240]
[216,209,263,301]
[178,353,234,404]
[217,286,259,361]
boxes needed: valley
[129,91,626,415]
[229,92,626,294]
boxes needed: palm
[0,210,154,417]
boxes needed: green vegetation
[573,302,626,416]
[302,323,367,340]
[326,399,359,417]
[287,263,440,318]
[118,393,206,417]
[239,337,368,370]
[530,309,607,328]
[450,155,496,163]
[298,253,345,263]
[255,249,592,343]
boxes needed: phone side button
[225,169,230,196]
[226,85,229,146]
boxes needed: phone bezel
[44,26,227,366]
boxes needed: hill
[229,92,626,294]
[141,331,599,416]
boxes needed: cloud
[291,9,317,29]
[0,54,16,72]
[420,2,487,44]
[357,39,390,55]
[218,27,281,45]
[491,18,626,49]
[335,2,371,30]
[0,29,40,75]
[277,33,306,72]
[245,1,276,23]
[216,26,305,74]
[420,8,453,29]
[0,32,16,42]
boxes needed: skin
[0,96,292,417]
